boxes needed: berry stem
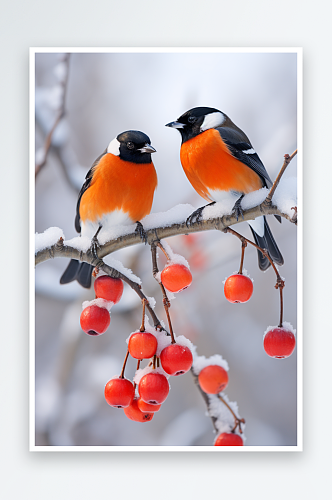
[151,243,176,343]
[218,395,246,434]
[225,227,282,281]
[238,239,247,275]
[120,349,130,379]
[276,277,285,328]
[225,227,286,328]
[140,298,148,332]
[157,241,170,261]
[133,359,141,390]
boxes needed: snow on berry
[222,268,253,284]
[161,240,190,270]
[263,321,296,337]
[192,353,229,376]
[133,365,170,385]
[172,334,195,354]
[82,298,114,311]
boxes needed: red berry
[224,274,253,303]
[80,305,110,336]
[104,377,135,408]
[160,343,193,376]
[123,397,154,422]
[94,275,124,304]
[198,365,229,394]
[214,432,243,446]
[160,263,192,293]
[263,327,296,358]
[128,331,158,359]
[137,398,161,413]
[138,372,170,405]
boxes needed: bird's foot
[91,226,102,259]
[186,202,216,227]
[232,195,244,222]
[135,221,148,244]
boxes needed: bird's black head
[107,130,156,163]
[166,107,226,143]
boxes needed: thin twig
[100,262,164,332]
[151,244,175,342]
[238,239,247,275]
[218,395,246,434]
[140,299,147,332]
[35,54,70,177]
[120,349,130,379]
[264,150,297,206]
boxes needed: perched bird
[166,106,283,271]
[60,130,158,288]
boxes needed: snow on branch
[35,177,297,267]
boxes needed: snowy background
[34,50,298,447]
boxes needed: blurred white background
[34,50,298,447]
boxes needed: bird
[60,130,158,288]
[166,106,283,271]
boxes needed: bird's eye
[127,142,135,149]
[188,116,197,124]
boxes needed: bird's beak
[139,144,156,154]
[165,121,185,129]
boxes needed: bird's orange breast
[79,154,158,224]
[180,128,263,201]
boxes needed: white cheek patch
[243,148,256,155]
[107,137,120,155]
[201,111,225,131]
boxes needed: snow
[173,334,195,353]
[155,330,172,356]
[160,240,190,268]
[241,187,269,210]
[263,321,296,338]
[272,177,297,218]
[208,393,246,442]
[35,227,64,253]
[142,204,195,230]
[195,177,297,221]
[82,298,113,311]
[102,255,142,285]
[133,365,170,384]
[192,353,229,375]
[64,235,91,252]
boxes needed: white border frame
[30,47,302,452]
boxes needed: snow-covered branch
[35,192,297,268]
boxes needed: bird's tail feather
[60,259,93,288]
[249,216,284,271]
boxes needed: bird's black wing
[216,126,272,188]
[75,149,107,233]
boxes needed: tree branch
[35,201,296,267]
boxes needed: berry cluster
[104,318,194,423]
[74,232,295,446]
